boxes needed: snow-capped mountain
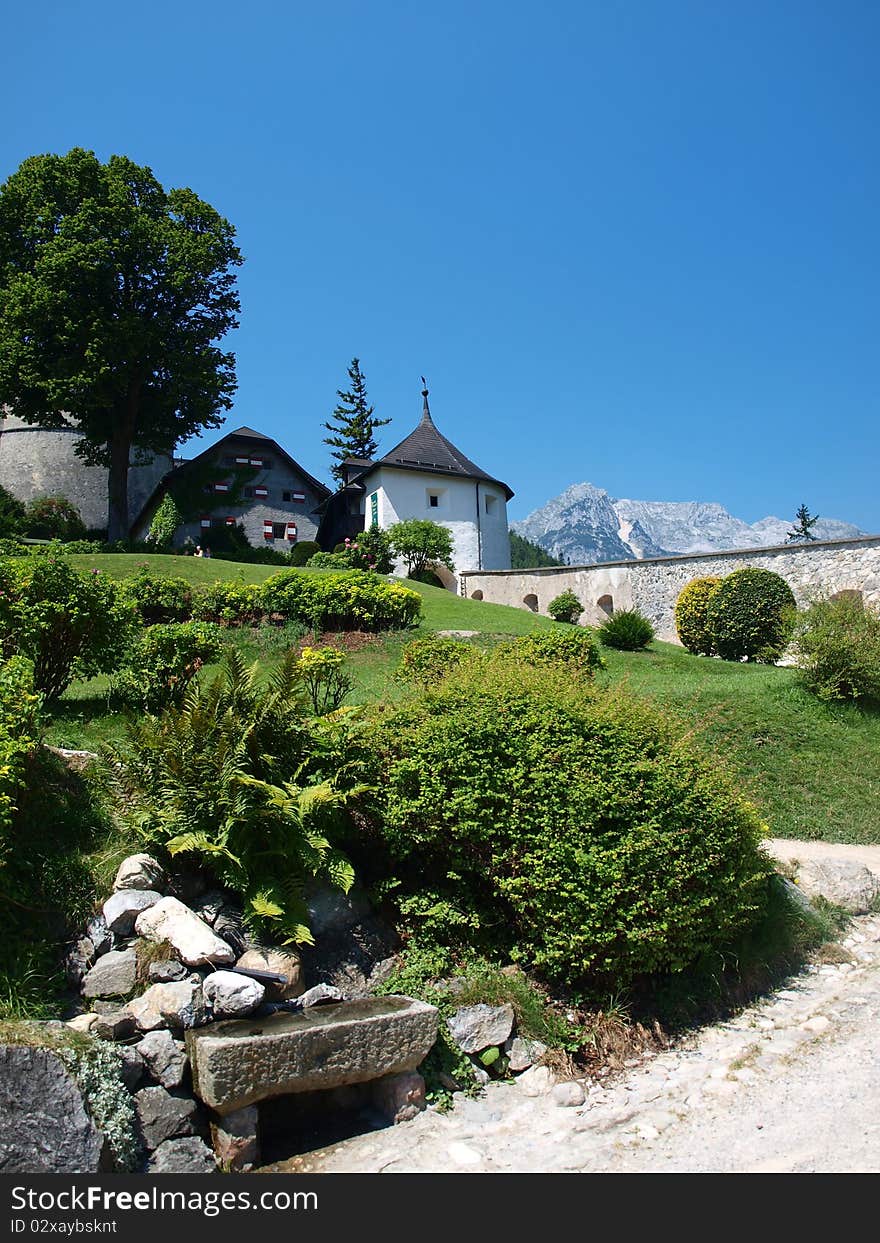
[512,484,865,565]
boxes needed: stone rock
[516,1065,556,1097]
[235,947,304,999]
[137,1031,188,1090]
[209,1105,259,1172]
[113,854,165,894]
[134,1086,198,1151]
[103,890,162,937]
[211,906,247,958]
[187,994,439,1114]
[146,1135,217,1174]
[371,1070,427,1124]
[504,1035,548,1073]
[794,860,880,914]
[135,897,235,968]
[117,1045,146,1092]
[128,982,207,1033]
[66,1013,99,1035]
[81,948,137,1000]
[93,1010,137,1042]
[298,983,343,1008]
[0,1043,105,1172]
[148,959,188,984]
[65,937,95,985]
[552,1080,586,1107]
[447,1003,515,1054]
[802,1015,832,1035]
[86,915,113,957]
[203,971,265,1019]
[306,886,373,938]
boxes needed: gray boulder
[504,1035,548,1073]
[146,1136,217,1174]
[137,1031,188,1090]
[297,983,343,1008]
[0,1043,105,1172]
[448,1003,515,1054]
[65,937,94,985]
[134,897,236,967]
[117,1045,146,1092]
[202,971,265,1019]
[103,889,162,936]
[113,854,166,893]
[128,982,207,1033]
[86,915,113,957]
[148,959,188,984]
[134,1086,198,1151]
[81,949,137,1000]
[794,859,880,914]
[93,1011,137,1042]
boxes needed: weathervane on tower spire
[420,376,432,423]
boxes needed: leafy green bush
[395,635,477,688]
[296,646,353,715]
[388,519,455,577]
[113,621,224,711]
[547,589,583,624]
[351,662,773,987]
[116,652,355,944]
[0,658,41,850]
[707,567,796,663]
[261,569,422,632]
[345,527,394,574]
[598,608,655,651]
[505,626,603,676]
[791,594,880,702]
[146,493,183,552]
[289,540,320,567]
[0,485,25,538]
[674,577,723,655]
[307,551,350,569]
[23,496,87,542]
[192,580,266,626]
[118,568,193,624]
[0,557,136,699]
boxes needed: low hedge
[261,570,422,632]
[118,570,193,624]
[192,581,266,627]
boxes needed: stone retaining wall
[460,535,880,641]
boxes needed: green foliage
[296,646,354,715]
[344,527,394,574]
[261,569,422,632]
[395,634,476,688]
[307,551,351,569]
[0,148,242,540]
[192,580,265,626]
[509,531,563,569]
[323,358,390,486]
[147,492,183,551]
[0,657,41,850]
[598,608,655,651]
[388,519,455,578]
[791,594,880,703]
[352,661,773,986]
[787,503,819,544]
[23,496,86,542]
[113,621,224,711]
[114,651,356,944]
[289,540,320,567]
[0,556,136,699]
[547,589,583,624]
[505,626,603,676]
[674,577,722,656]
[118,568,192,624]
[707,567,797,663]
[0,485,25,537]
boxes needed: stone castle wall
[460,535,880,640]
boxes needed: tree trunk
[106,428,131,544]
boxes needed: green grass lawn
[41,555,880,845]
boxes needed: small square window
[272,522,285,540]
[282,491,291,502]
[429,494,439,508]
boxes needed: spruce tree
[322,358,390,486]
[786,503,820,543]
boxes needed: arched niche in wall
[523,593,539,613]
[597,594,614,615]
[470,590,484,600]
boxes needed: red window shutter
[225,516,235,526]
[255,487,269,498]
[213,482,229,493]
[292,492,306,503]
[263,520,274,539]
[250,458,264,467]
[286,522,297,541]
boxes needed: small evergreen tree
[147,492,183,551]
[787,503,819,543]
[323,358,390,486]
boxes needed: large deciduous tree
[0,148,242,541]
[322,357,390,486]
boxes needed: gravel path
[267,908,880,1175]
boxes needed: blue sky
[2,1,878,529]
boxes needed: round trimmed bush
[289,541,320,567]
[547,589,583,624]
[674,577,722,655]
[353,663,773,986]
[707,567,796,663]
[598,608,655,650]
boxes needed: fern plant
[111,650,361,944]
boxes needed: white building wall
[367,466,510,575]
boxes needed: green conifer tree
[787,503,820,543]
[322,358,390,486]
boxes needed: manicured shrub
[113,621,224,711]
[0,557,136,699]
[707,567,796,663]
[296,646,353,715]
[351,662,773,986]
[506,626,603,676]
[289,540,320,567]
[118,569,193,624]
[192,581,265,626]
[598,608,655,651]
[261,569,422,632]
[791,594,880,703]
[674,577,722,655]
[547,589,583,624]
[22,495,87,542]
[395,635,477,688]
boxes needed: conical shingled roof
[371,386,514,500]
